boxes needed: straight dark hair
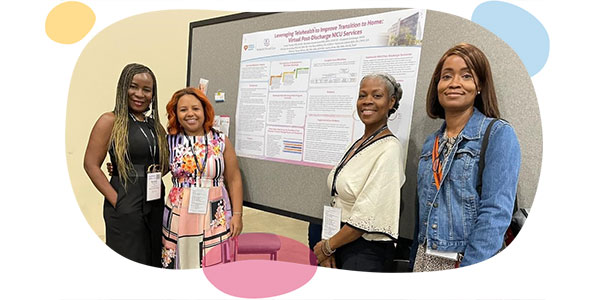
[425,43,500,119]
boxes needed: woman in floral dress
[161,87,243,269]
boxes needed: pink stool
[233,232,281,261]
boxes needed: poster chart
[235,9,426,169]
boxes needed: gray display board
[187,8,541,238]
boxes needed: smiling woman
[128,73,154,119]
[161,87,244,269]
[413,43,521,271]
[64,10,236,249]
[176,94,207,136]
[313,73,405,272]
[437,55,479,119]
[83,63,170,267]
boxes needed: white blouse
[327,136,405,241]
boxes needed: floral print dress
[161,130,232,269]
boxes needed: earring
[352,109,360,121]
[477,91,481,95]
[388,110,398,121]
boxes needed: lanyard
[432,133,456,190]
[130,113,157,163]
[330,124,388,198]
[433,135,442,190]
[183,130,209,178]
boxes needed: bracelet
[233,211,243,216]
[325,239,336,255]
[321,239,336,256]
[320,242,331,257]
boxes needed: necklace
[441,129,461,160]
[129,112,147,122]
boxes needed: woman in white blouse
[313,73,405,272]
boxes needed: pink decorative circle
[203,233,317,298]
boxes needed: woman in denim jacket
[413,43,521,271]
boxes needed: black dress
[104,117,164,267]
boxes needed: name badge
[321,205,342,239]
[189,187,209,214]
[146,172,161,201]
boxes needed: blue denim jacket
[416,108,521,267]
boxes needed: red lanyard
[432,135,442,190]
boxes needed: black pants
[308,223,322,265]
[104,176,163,267]
[335,237,395,272]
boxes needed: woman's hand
[106,162,114,176]
[107,192,118,208]
[223,136,244,237]
[313,240,336,268]
[312,226,365,268]
[230,214,243,237]
[320,255,336,268]
[104,162,117,207]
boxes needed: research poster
[235,9,427,169]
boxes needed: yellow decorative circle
[46,1,95,44]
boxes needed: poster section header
[240,10,426,61]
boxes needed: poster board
[187,8,541,238]
[233,10,426,171]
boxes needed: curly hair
[360,73,403,116]
[166,87,215,135]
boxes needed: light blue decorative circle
[472,1,549,76]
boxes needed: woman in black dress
[84,63,169,267]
